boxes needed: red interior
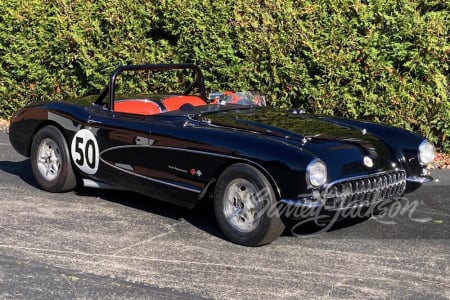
[162,96,206,111]
[114,100,162,115]
[114,96,206,115]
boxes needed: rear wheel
[214,164,285,246]
[31,125,77,192]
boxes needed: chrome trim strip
[100,145,239,158]
[99,145,281,196]
[82,178,126,190]
[100,145,151,154]
[144,145,241,159]
[281,198,388,211]
[100,158,202,193]
[407,175,433,183]
[280,198,322,208]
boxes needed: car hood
[204,106,393,176]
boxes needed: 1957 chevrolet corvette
[9,64,435,246]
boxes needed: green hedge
[0,0,449,150]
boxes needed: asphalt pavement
[0,131,448,299]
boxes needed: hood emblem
[363,156,374,168]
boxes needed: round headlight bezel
[418,140,435,166]
[306,159,327,187]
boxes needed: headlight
[418,140,435,165]
[306,159,327,187]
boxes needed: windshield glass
[209,91,266,106]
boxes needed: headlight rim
[306,158,327,187]
[418,139,435,166]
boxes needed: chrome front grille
[323,170,407,209]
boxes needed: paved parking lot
[0,132,449,299]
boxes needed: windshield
[208,91,266,106]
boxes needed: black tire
[30,125,77,192]
[214,163,285,246]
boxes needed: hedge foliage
[0,0,449,150]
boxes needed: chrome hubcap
[223,179,262,232]
[36,138,61,181]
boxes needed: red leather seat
[114,100,162,115]
[162,96,206,111]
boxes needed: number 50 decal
[71,129,99,174]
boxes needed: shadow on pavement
[75,187,226,240]
[0,159,383,242]
[0,159,39,188]
[74,187,372,241]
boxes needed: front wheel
[214,164,285,246]
[30,125,77,192]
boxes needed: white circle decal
[71,129,99,174]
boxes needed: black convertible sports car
[9,64,435,246]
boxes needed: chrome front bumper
[281,170,430,210]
